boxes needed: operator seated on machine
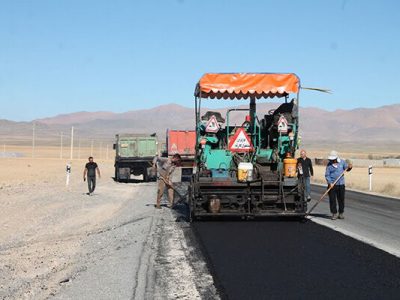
[242,115,252,132]
[229,115,252,137]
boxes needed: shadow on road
[111,177,156,184]
[308,212,332,219]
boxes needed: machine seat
[201,111,225,123]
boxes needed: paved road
[308,184,400,257]
[193,220,400,300]
[191,188,400,299]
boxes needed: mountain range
[1,103,400,144]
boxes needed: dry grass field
[1,146,399,198]
[300,142,400,159]
[1,144,113,160]
[0,157,113,189]
[0,145,113,188]
[312,165,400,197]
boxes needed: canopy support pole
[250,97,256,150]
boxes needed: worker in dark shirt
[83,156,101,195]
[297,149,314,202]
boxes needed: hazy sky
[1,0,399,121]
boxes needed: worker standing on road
[83,156,101,196]
[297,149,314,202]
[153,153,181,209]
[325,150,352,220]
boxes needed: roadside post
[368,165,373,191]
[66,162,71,187]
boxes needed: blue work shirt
[325,159,348,186]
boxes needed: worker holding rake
[325,150,352,220]
[153,153,182,209]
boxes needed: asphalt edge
[308,216,400,258]
[181,222,227,300]
[170,201,222,300]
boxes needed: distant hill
[1,103,400,144]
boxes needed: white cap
[328,150,338,160]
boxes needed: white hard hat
[328,150,338,160]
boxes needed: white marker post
[66,162,71,187]
[368,165,373,191]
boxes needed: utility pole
[78,138,81,160]
[60,132,63,159]
[32,122,36,158]
[100,141,103,159]
[70,126,74,160]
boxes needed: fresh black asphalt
[192,220,400,300]
[311,184,400,214]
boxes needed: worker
[297,149,314,202]
[153,153,182,209]
[242,115,252,131]
[83,156,101,195]
[325,150,352,220]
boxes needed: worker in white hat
[325,150,352,220]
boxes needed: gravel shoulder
[0,159,218,299]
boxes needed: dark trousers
[88,176,96,193]
[328,185,345,214]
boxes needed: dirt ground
[0,158,217,299]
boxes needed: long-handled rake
[306,169,347,217]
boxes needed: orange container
[284,158,297,177]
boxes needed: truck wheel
[115,167,120,182]
[143,168,149,182]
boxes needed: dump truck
[113,134,158,182]
[189,73,307,220]
[166,129,196,182]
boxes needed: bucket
[284,158,297,177]
[238,162,253,182]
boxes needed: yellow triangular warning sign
[205,115,220,133]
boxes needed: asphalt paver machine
[189,73,306,220]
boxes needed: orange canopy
[195,73,300,99]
